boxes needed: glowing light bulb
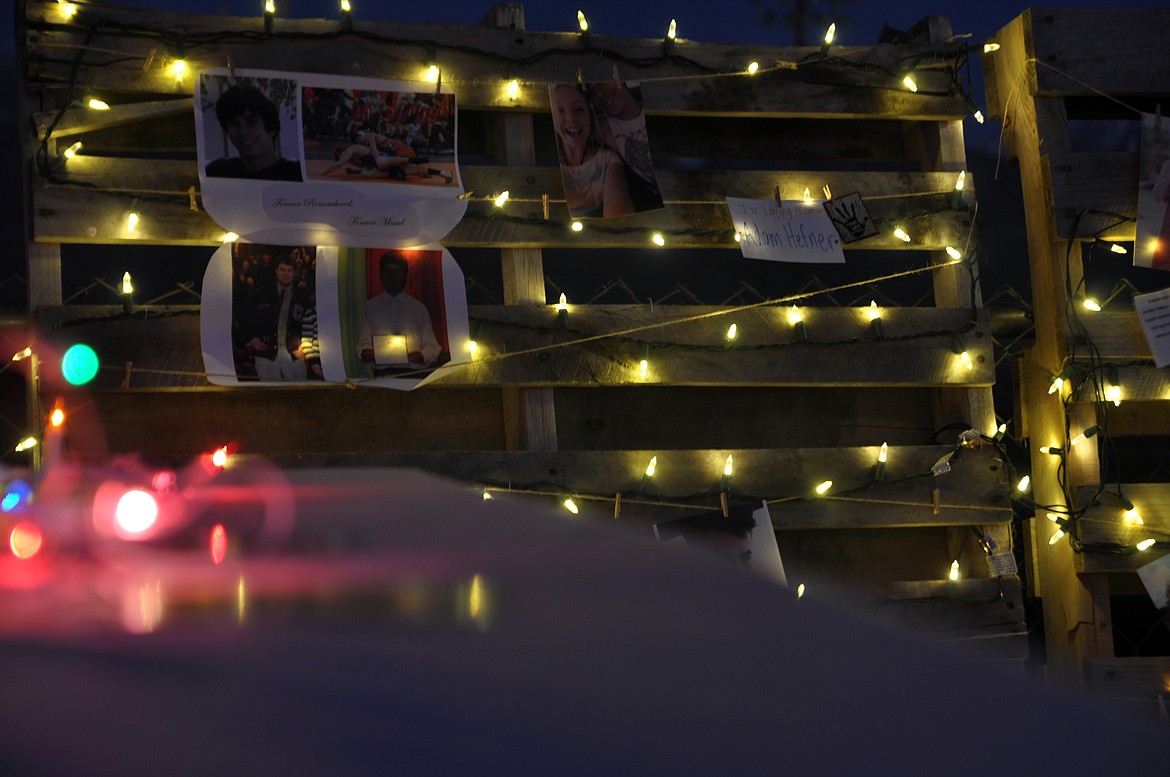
[264,0,275,14]
[223,232,239,243]
[127,211,139,232]
[802,186,812,202]
[14,437,37,453]
[747,61,759,74]
[1070,426,1099,446]
[577,10,588,31]
[211,446,229,468]
[902,74,918,92]
[726,323,738,340]
[50,407,65,427]
[1048,376,1064,395]
[493,190,510,208]
[824,22,836,45]
[1082,297,1102,312]
[667,19,676,40]
[638,359,648,379]
[340,0,351,11]
[63,141,82,159]
[878,442,888,463]
[814,480,833,495]
[1124,508,1143,525]
[955,170,966,191]
[121,271,133,295]
[425,65,440,83]
[12,347,31,361]
[1106,385,1121,406]
[734,231,742,242]
[1039,446,1063,455]
[505,79,520,101]
[645,456,657,478]
[973,110,985,124]
[723,454,734,477]
[983,43,1000,53]
[1136,538,1156,551]
[866,301,881,321]
[115,489,158,535]
[57,0,78,18]
[894,227,911,242]
[9,522,43,559]
[651,232,665,247]
[948,560,960,581]
[1109,243,1127,255]
[556,293,567,311]
[482,489,493,501]
[796,583,806,597]
[787,305,803,325]
[563,498,579,514]
[210,524,228,565]
[468,340,479,358]
[959,350,973,370]
[170,59,188,79]
[945,246,962,261]
[1017,475,1030,492]
[1049,528,1064,545]
[571,221,583,232]
[88,98,110,110]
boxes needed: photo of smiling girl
[549,83,634,219]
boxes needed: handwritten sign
[1135,287,1170,367]
[726,197,845,263]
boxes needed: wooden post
[485,3,557,452]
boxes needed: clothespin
[121,361,133,389]
[774,186,782,206]
[822,183,832,200]
[435,69,442,97]
[613,492,621,519]
[541,193,550,220]
[932,488,941,515]
[720,491,730,518]
[226,54,235,81]
[576,67,586,91]
[142,47,157,74]
[188,185,199,212]
[612,64,621,85]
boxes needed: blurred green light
[61,344,99,385]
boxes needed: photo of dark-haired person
[653,506,758,567]
[355,250,449,377]
[586,80,663,213]
[549,83,634,219]
[203,78,302,182]
[232,245,317,381]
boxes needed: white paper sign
[1136,552,1170,610]
[1133,287,1170,367]
[726,197,844,263]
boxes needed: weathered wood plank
[1086,657,1170,718]
[1049,152,1138,242]
[1025,8,1170,97]
[24,1,970,119]
[1076,312,1151,361]
[35,98,193,140]
[38,305,994,388]
[1075,483,1170,574]
[32,159,976,249]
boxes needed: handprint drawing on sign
[824,193,878,244]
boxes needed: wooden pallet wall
[20,2,1022,661]
[985,6,1170,709]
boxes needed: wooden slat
[24,1,969,119]
[1077,312,1151,361]
[263,445,1010,529]
[1075,483,1170,574]
[1086,657,1170,718]
[42,305,994,388]
[35,98,193,140]
[1025,8,1170,97]
[32,157,975,249]
[1049,153,1138,242]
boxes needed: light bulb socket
[794,320,808,343]
[870,318,884,340]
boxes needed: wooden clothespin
[188,185,199,212]
[822,183,833,200]
[932,488,941,516]
[774,185,782,206]
[541,193,550,220]
[121,361,133,389]
[613,492,621,519]
[576,67,586,91]
[612,64,621,85]
[142,47,157,74]
[226,54,235,81]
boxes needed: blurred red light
[9,522,44,559]
[210,524,228,564]
[211,446,229,468]
[115,489,158,535]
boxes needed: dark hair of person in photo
[656,507,758,566]
[206,84,303,182]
